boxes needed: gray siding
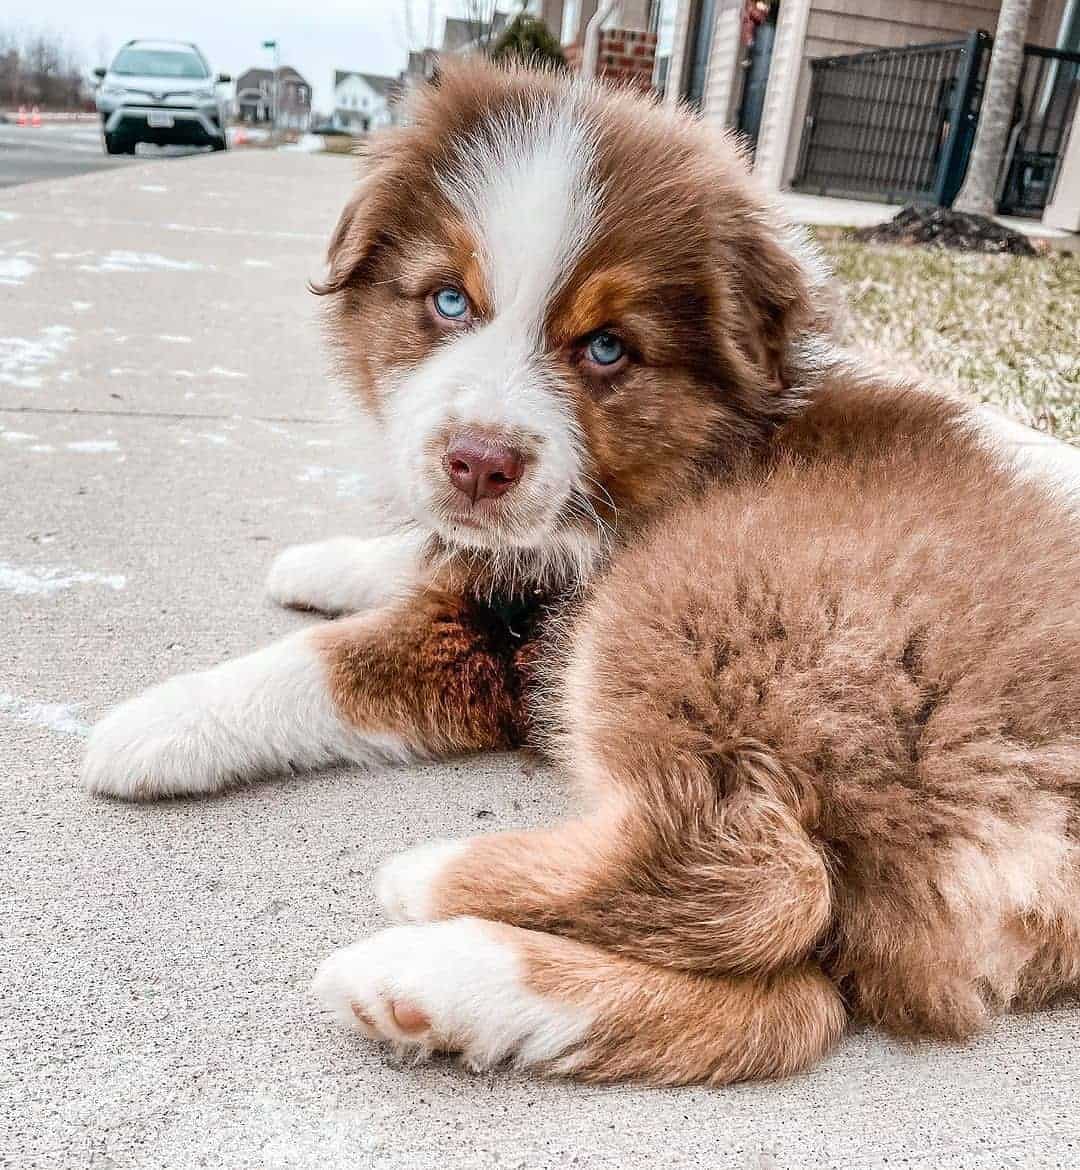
[804,0,1055,60]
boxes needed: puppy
[83,62,1080,1086]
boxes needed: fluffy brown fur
[316,64,821,550]
[82,59,1078,1085]
[297,62,1080,1084]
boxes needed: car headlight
[100,85,128,98]
[191,87,217,101]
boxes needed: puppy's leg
[313,919,845,1085]
[265,528,427,615]
[375,744,831,975]
[83,590,525,800]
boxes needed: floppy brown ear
[727,221,822,390]
[311,141,404,295]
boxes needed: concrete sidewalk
[3,152,1079,1170]
[782,190,1078,243]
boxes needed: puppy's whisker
[578,472,618,521]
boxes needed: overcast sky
[15,1,472,112]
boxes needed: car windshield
[111,48,208,79]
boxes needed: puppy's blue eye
[586,331,624,366]
[433,286,469,320]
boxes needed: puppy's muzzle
[445,433,526,504]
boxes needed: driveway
[2,151,1079,1170]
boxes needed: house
[331,71,400,132]
[393,4,566,97]
[559,0,658,89]
[234,66,311,130]
[440,12,511,54]
[658,0,1080,229]
[389,12,514,125]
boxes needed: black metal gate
[793,32,989,205]
[999,45,1080,216]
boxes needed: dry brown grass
[816,233,1080,444]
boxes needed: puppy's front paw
[374,839,467,923]
[311,920,591,1071]
[82,674,228,800]
[265,539,362,615]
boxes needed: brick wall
[566,28,657,90]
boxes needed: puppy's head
[317,61,828,582]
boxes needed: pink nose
[446,436,525,502]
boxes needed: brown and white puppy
[83,62,1080,1086]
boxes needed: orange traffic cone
[30,106,42,127]
[17,105,27,126]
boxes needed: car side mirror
[94,67,107,79]
[216,73,231,84]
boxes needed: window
[683,0,717,108]
[111,47,209,79]
[651,0,679,96]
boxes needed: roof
[441,12,509,52]
[333,71,400,97]
[235,65,309,87]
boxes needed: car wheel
[104,133,136,156]
[210,135,228,152]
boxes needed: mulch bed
[852,204,1038,256]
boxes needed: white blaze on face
[383,98,603,553]
[443,100,602,342]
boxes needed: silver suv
[95,40,230,155]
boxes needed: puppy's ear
[311,142,403,295]
[727,220,825,390]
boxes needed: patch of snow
[297,464,366,498]
[2,430,36,443]
[164,222,321,242]
[66,439,119,453]
[70,301,92,312]
[0,561,126,596]
[0,325,76,388]
[207,366,247,380]
[28,444,55,453]
[281,134,325,154]
[158,334,192,344]
[0,691,89,737]
[139,184,168,193]
[0,256,35,286]
[244,259,273,269]
[77,251,205,274]
[198,432,230,446]
[0,211,20,222]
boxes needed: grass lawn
[816,234,1080,445]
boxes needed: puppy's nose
[446,436,525,502]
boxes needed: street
[3,151,1080,1170]
[0,118,214,187]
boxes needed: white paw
[311,920,593,1070]
[81,673,230,800]
[82,631,403,802]
[265,540,355,614]
[374,839,468,923]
